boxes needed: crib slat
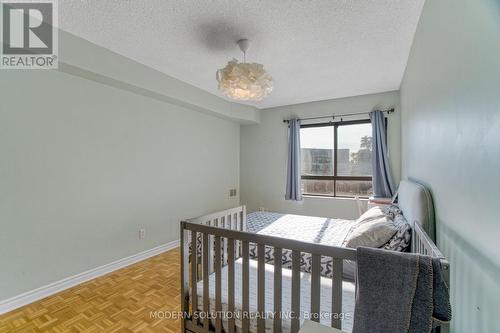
[416,232,421,253]
[190,231,198,324]
[241,207,247,231]
[234,213,241,257]
[223,217,229,266]
[257,244,265,333]
[331,258,343,329]
[231,214,241,257]
[181,226,190,333]
[215,236,222,333]
[311,254,321,322]
[227,238,236,333]
[242,241,250,333]
[220,217,225,263]
[291,250,301,333]
[274,247,283,333]
[208,232,214,274]
[415,232,419,252]
[202,233,210,331]
[234,212,239,230]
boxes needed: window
[300,120,374,198]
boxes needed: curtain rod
[282,108,395,123]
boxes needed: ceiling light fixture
[216,39,273,101]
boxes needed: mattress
[247,212,357,279]
[195,258,355,333]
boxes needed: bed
[180,180,449,333]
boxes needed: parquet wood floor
[0,249,181,333]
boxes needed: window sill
[302,194,369,201]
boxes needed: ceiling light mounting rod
[237,39,250,63]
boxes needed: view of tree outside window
[300,122,373,197]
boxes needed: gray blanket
[353,247,451,333]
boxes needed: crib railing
[180,220,357,333]
[188,206,246,274]
[412,222,450,333]
[187,206,246,231]
[180,207,451,333]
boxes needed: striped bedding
[247,212,357,279]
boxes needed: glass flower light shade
[216,59,273,101]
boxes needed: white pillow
[356,206,385,223]
[345,214,398,249]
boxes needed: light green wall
[57,30,260,124]
[400,0,500,332]
[241,91,401,219]
[0,68,240,300]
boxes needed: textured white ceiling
[59,1,425,109]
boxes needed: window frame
[300,118,375,198]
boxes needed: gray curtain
[285,118,302,201]
[369,110,395,198]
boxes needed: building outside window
[300,120,374,197]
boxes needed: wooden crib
[179,204,450,333]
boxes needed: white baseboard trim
[0,239,180,315]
